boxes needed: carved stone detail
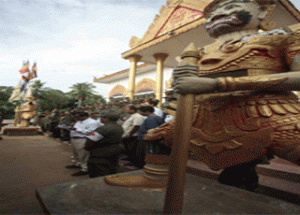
[127,0,205,49]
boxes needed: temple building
[93,63,173,100]
[94,0,300,104]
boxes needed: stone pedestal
[36,171,300,214]
[3,126,40,136]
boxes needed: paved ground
[0,135,89,214]
[1,132,299,214]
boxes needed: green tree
[0,86,16,119]
[68,82,99,107]
[32,80,45,98]
[38,88,74,112]
[83,94,106,106]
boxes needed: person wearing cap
[85,112,124,178]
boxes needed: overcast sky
[1,0,300,98]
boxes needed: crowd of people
[33,95,177,178]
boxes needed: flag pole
[163,43,200,214]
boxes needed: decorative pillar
[154,53,168,108]
[127,55,141,100]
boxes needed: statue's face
[204,0,265,38]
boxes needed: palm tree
[69,82,97,107]
[32,80,45,98]
[83,94,106,106]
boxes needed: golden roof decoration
[129,0,211,49]
[135,78,156,94]
[109,84,128,98]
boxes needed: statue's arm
[173,51,300,94]
[172,64,287,94]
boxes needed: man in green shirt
[85,112,124,178]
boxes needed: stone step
[187,158,300,184]
[186,159,300,205]
[257,160,300,184]
[257,175,300,205]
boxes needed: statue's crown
[203,0,275,16]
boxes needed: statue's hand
[173,64,199,82]
[174,76,218,94]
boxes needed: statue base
[2,126,41,136]
[36,171,300,214]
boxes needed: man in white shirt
[67,112,101,176]
[90,111,104,127]
[122,106,146,166]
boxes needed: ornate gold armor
[145,29,300,170]
[18,101,36,127]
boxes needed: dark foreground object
[36,171,300,214]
